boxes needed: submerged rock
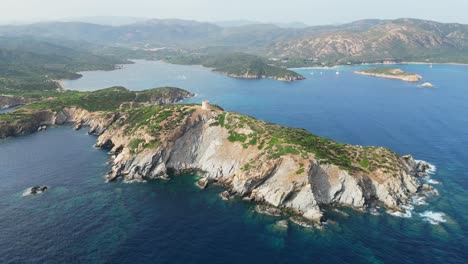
[418,82,435,88]
[274,220,289,231]
[23,186,48,196]
[369,208,380,216]
[289,216,319,228]
[255,205,282,217]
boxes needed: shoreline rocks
[219,191,233,201]
[289,216,319,228]
[195,177,210,189]
[255,205,282,217]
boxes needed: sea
[0,60,466,263]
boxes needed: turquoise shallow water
[1,61,466,263]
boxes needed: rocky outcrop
[2,102,433,225]
[0,95,30,109]
[222,72,305,82]
[22,186,48,196]
[93,106,430,224]
[0,107,116,138]
[355,69,422,82]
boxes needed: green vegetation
[22,86,191,113]
[166,52,304,80]
[296,168,305,175]
[0,36,129,95]
[359,157,370,168]
[210,111,402,173]
[128,138,145,149]
[357,68,416,76]
[135,87,193,103]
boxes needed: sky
[0,0,464,25]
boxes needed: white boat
[336,71,340,75]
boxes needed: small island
[355,68,422,82]
[166,52,305,82]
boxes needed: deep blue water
[1,61,466,263]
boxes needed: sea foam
[419,211,447,225]
[415,160,437,175]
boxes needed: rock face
[0,107,118,138]
[0,96,29,109]
[2,103,432,224]
[92,106,429,223]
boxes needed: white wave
[415,160,437,175]
[387,209,412,218]
[387,202,416,218]
[22,188,33,197]
[123,179,147,184]
[419,211,447,225]
[426,179,440,185]
[411,195,428,206]
[402,204,414,211]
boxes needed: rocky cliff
[1,101,432,225]
[91,105,430,224]
[0,95,30,109]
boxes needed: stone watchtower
[202,101,211,110]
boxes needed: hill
[166,52,304,81]
[0,37,129,94]
[268,18,468,66]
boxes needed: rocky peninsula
[0,87,434,226]
[221,71,305,82]
[355,68,422,82]
[0,95,30,110]
[166,52,305,82]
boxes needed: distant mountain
[275,22,310,28]
[61,16,150,26]
[1,18,468,65]
[213,20,260,27]
[268,18,468,65]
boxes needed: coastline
[289,61,468,70]
[354,70,422,82]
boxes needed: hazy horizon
[1,0,465,26]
